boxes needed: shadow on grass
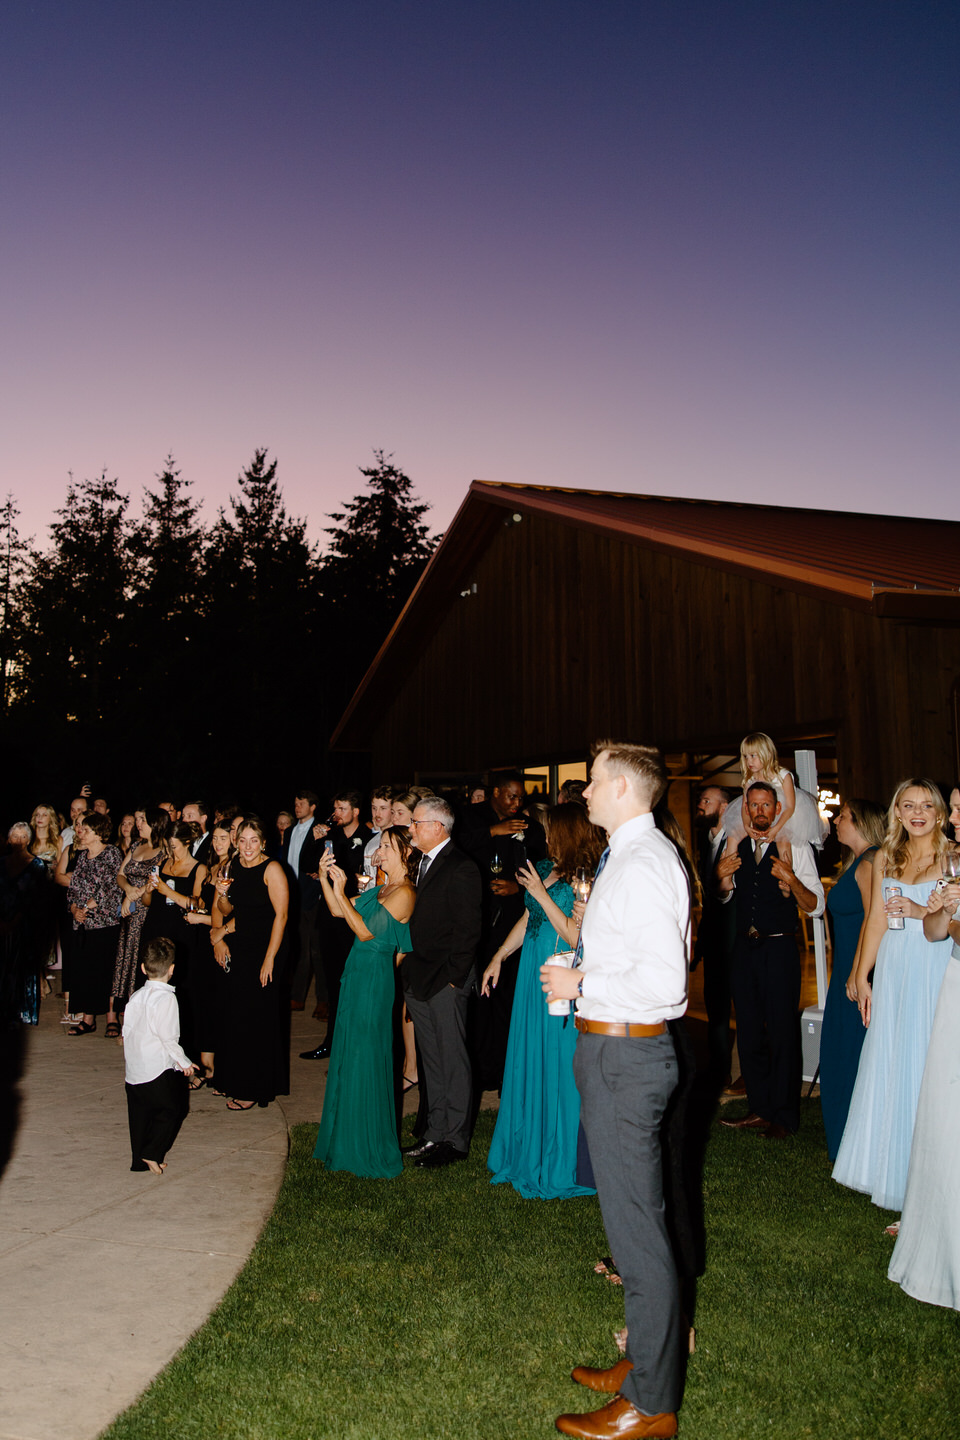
[101,1104,959,1440]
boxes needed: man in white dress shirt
[541,741,689,1440]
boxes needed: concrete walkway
[0,997,340,1440]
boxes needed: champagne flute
[944,847,960,882]
[574,866,592,905]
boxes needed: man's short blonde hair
[591,739,668,808]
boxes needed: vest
[733,837,798,939]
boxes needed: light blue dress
[487,861,595,1200]
[832,878,952,1211]
[889,946,960,1309]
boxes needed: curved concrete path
[0,998,338,1440]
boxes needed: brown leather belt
[575,1017,668,1038]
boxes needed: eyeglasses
[410,819,440,827]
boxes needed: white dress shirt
[720,839,825,917]
[578,813,689,1024]
[417,835,450,882]
[122,980,193,1085]
[364,829,381,871]
[287,816,313,876]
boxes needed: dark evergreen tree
[0,494,29,714]
[15,471,132,796]
[320,451,436,700]
[203,449,324,790]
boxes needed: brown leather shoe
[312,1002,329,1020]
[718,1111,767,1130]
[761,1122,792,1140]
[571,1359,634,1393]
[290,1000,305,1011]
[555,1396,678,1439]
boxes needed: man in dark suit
[301,790,374,1059]
[457,771,546,1090]
[402,796,482,1168]
[717,781,824,1139]
[691,784,737,1089]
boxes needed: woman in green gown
[313,826,415,1178]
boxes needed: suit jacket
[693,829,736,967]
[402,842,482,1001]
[282,820,325,908]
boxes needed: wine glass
[574,866,592,904]
[944,848,960,882]
[490,853,503,878]
[356,872,373,893]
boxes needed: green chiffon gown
[313,886,411,1178]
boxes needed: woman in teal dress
[481,803,605,1199]
[313,826,415,1179]
[819,798,885,1160]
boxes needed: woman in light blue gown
[833,780,953,1213]
[888,822,960,1309]
[481,803,604,1200]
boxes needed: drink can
[887,885,905,930]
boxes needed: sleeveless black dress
[214,859,287,1105]
[138,861,202,1053]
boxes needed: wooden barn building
[331,483,960,811]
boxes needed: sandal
[884,1221,900,1238]
[402,1074,419,1094]
[189,1067,214,1091]
[226,1099,256,1111]
[68,1021,97,1036]
[105,1021,121,1038]
[595,1256,622,1286]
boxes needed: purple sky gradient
[2,1,958,551]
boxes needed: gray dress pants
[573,1029,682,1416]
[404,976,473,1152]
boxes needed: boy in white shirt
[122,937,196,1173]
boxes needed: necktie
[573,847,610,969]
[417,854,431,886]
[754,839,764,863]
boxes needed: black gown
[138,862,202,1053]
[214,859,287,1105]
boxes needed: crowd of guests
[5,742,960,1438]
[693,746,960,1320]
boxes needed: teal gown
[313,887,410,1179]
[487,861,595,1199]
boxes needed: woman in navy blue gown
[819,798,885,1160]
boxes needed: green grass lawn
[102,1104,959,1440]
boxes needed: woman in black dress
[141,821,207,1059]
[211,817,289,1111]
[183,821,234,1085]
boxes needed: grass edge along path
[101,1106,959,1440]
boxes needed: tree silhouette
[321,450,436,698]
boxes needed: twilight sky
[2,0,958,550]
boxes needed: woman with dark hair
[183,821,234,1085]
[819,797,887,1159]
[481,803,605,1198]
[210,817,289,1110]
[833,780,954,1213]
[112,809,167,1020]
[140,820,208,1060]
[312,824,415,1177]
[64,812,123,1034]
